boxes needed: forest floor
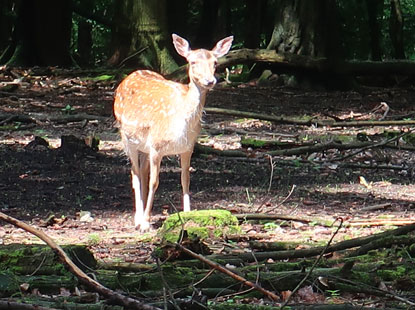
[1,68,415,307]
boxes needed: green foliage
[338,0,415,60]
[71,0,113,66]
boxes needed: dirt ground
[1,68,415,266]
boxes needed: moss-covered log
[2,246,415,299]
[0,244,96,275]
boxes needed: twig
[0,115,17,126]
[267,155,274,193]
[369,102,390,121]
[118,47,148,68]
[328,274,415,306]
[280,218,343,309]
[330,129,413,162]
[264,184,296,214]
[380,102,390,120]
[193,268,215,287]
[0,211,161,310]
[175,243,280,301]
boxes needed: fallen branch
[194,143,247,157]
[235,213,313,224]
[0,113,109,124]
[265,140,374,156]
[175,243,280,301]
[330,129,413,162]
[0,300,58,310]
[204,106,415,128]
[0,211,161,310]
[348,219,415,227]
[219,48,415,76]
[209,223,415,262]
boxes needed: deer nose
[204,78,216,87]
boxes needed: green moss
[0,244,95,276]
[0,271,20,296]
[83,74,115,81]
[377,266,407,281]
[159,210,240,243]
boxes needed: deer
[113,34,233,231]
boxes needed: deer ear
[172,33,191,59]
[212,36,233,58]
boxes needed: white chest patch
[171,117,188,141]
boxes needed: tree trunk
[389,0,405,59]
[108,0,178,74]
[6,0,72,67]
[76,1,93,66]
[265,0,343,87]
[267,0,341,58]
[366,0,383,61]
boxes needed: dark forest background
[0,0,414,76]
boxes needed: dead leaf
[281,290,292,301]
[20,283,30,292]
[359,176,372,189]
[297,285,325,303]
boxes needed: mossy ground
[159,209,240,243]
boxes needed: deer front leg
[180,150,193,212]
[125,142,147,229]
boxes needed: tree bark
[108,0,178,74]
[389,0,405,59]
[267,0,341,59]
[265,0,343,87]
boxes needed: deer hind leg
[134,151,150,229]
[126,144,145,228]
[142,149,162,231]
[180,150,193,212]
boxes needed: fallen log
[204,107,415,127]
[0,112,108,124]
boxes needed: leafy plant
[61,104,75,114]
[264,222,279,231]
[87,233,101,246]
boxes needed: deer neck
[185,80,209,116]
